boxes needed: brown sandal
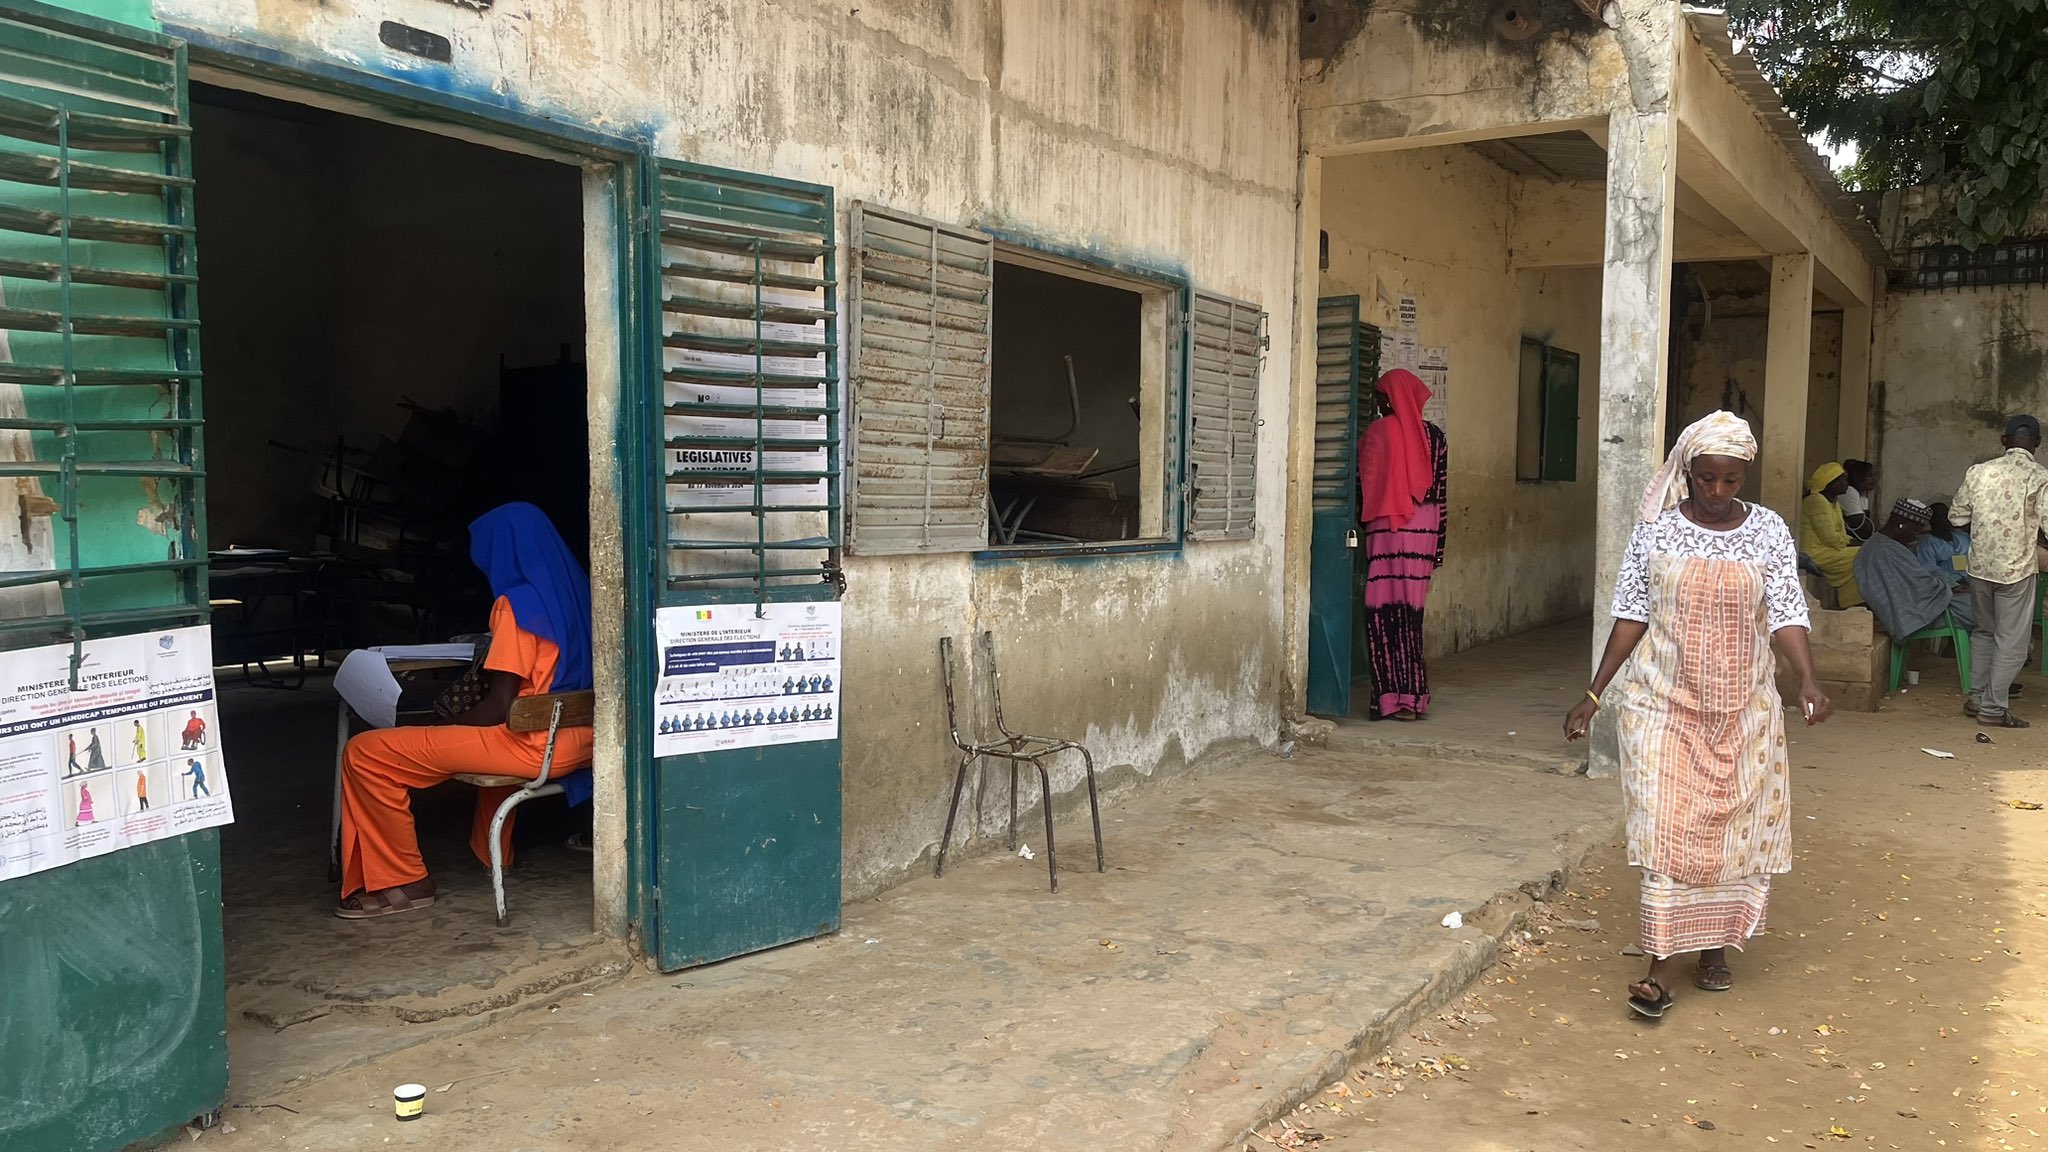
[336,881,436,920]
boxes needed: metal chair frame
[934,631,1104,892]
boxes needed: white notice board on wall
[652,601,842,757]
[0,626,233,883]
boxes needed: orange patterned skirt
[1614,552,1792,958]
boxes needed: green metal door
[1306,297,1367,717]
[0,4,223,1149]
[640,158,842,969]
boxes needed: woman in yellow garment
[1799,461,1864,608]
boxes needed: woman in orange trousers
[336,503,594,919]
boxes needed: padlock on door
[1345,528,1359,549]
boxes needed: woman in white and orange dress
[1564,411,1832,1020]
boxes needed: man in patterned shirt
[1950,414,2048,727]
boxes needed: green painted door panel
[0,834,227,1152]
[643,160,843,970]
[654,687,842,965]
[1306,507,1355,716]
[0,6,221,1149]
[1306,299,1375,718]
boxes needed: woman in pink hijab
[1357,369,1448,720]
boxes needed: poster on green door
[0,626,234,882]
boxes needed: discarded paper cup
[1905,670,1920,686]
[394,1084,426,1122]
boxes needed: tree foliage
[1727,0,2048,247]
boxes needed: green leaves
[1729,0,2048,247]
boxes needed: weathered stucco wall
[1320,146,1602,658]
[1301,0,1625,153]
[1873,188,2048,507]
[1877,289,2048,507]
[147,0,1301,901]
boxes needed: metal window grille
[0,7,202,674]
[1895,238,2048,291]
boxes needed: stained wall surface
[143,0,1303,899]
[1320,146,1603,658]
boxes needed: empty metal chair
[934,631,1104,891]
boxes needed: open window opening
[189,82,607,1092]
[987,253,1175,548]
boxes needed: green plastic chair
[1889,608,1972,694]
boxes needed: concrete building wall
[1877,289,2048,507]
[1320,146,1602,658]
[146,0,1302,899]
[1874,189,2048,508]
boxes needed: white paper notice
[0,626,234,883]
[1419,345,1450,429]
[652,602,842,757]
[332,650,403,730]
[1398,294,1419,331]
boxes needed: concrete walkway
[1330,618,1593,775]
[205,747,1616,1152]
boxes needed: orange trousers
[337,723,594,898]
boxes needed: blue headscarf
[471,503,594,806]
[471,502,593,692]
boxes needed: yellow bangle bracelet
[1586,689,1601,706]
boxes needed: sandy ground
[193,748,1614,1152]
[1254,676,2048,1152]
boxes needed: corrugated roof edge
[1683,7,1894,271]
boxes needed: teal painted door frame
[177,25,665,945]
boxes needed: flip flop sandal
[1988,713,2032,729]
[1965,701,1980,717]
[336,884,435,920]
[1695,962,1733,992]
[1627,978,1673,1020]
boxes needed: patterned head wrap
[1636,411,1758,523]
[1890,497,1932,527]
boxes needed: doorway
[187,82,613,1094]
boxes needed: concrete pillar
[1584,0,1688,777]
[1588,106,1681,778]
[1837,302,1873,461]
[1760,253,1815,525]
[1281,152,1323,721]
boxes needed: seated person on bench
[335,502,594,920]
[1853,498,1974,640]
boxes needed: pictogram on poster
[653,601,842,756]
[0,626,233,883]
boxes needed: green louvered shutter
[644,158,842,971]
[652,159,840,597]
[0,4,203,652]
[0,8,225,1151]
